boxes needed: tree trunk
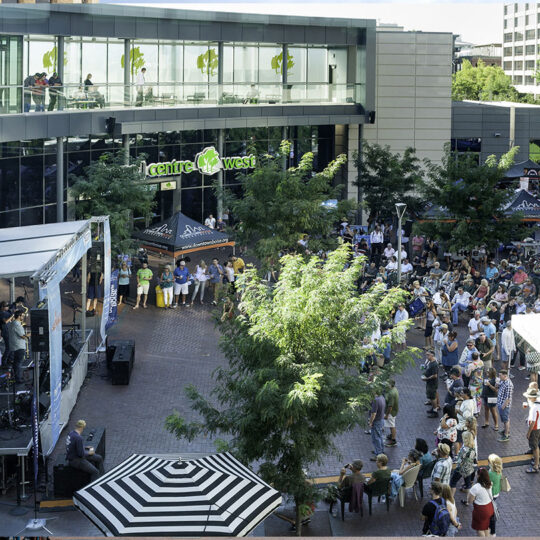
[295,503,302,537]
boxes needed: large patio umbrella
[73,452,282,537]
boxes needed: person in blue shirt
[485,261,499,282]
[208,258,225,305]
[65,419,104,482]
[173,259,191,308]
[481,317,497,342]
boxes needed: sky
[110,0,505,45]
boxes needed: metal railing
[0,82,365,114]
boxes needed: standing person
[84,73,93,91]
[525,344,540,385]
[65,420,104,482]
[172,259,191,308]
[481,367,499,430]
[441,330,459,377]
[475,332,494,373]
[393,304,409,351]
[370,225,384,264]
[33,73,47,112]
[524,385,540,473]
[497,369,513,442]
[224,260,235,294]
[421,482,451,537]
[190,260,208,305]
[86,269,104,315]
[135,67,146,106]
[468,311,482,340]
[368,393,386,458]
[431,443,453,484]
[204,214,216,229]
[467,469,495,537]
[441,484,462,537]
[423,349,440,417]
[160,264,174,308]
[444,366,464,408]
[455,388,476,453]
[216,216,226,231]
[47,72,62,111]
[436,405,458,446]
[384,379,399,447]
[424,299,437,349]
[450,431,477,499]
[231,254,246,277]
[488,454,503,537]
[23,73,38,112]
[134,261,153,310]
[117,261,131,306]
[208,257,224,305]
[7,310,28,384]
[501,321,516,372]
[0,301,13,358]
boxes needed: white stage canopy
[512,313,540,352]
[0,220,92,279]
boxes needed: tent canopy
[504,159,540,179]
[133,212,234,257]
[512,313,540,352]
[0,220,92,279]
[504,189,540,221]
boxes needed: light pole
[395,202,407,285]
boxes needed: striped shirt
[497,378,514,408]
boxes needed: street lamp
[395,203,407,285]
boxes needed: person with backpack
[421,481,451,536]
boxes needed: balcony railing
[0,82,365,115]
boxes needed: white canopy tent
[0,218,110,455]
[512,313,540,352]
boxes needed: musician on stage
[7,309,28,383]
[66,419,104,481]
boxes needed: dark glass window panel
[297,138,312,158]
[181,143,204,162]
[160,131,182,146]
[225,141,246,156]
[21,139,43,156]
[0,158,20,212]
[202,187,217,220]
[21,206,43,226]
[226,128,247,141]
[20,155,43,208]
[136,146,159,163]
[0,142,20,158]
[267,127,282,140]
[225,169,247,185]
[0,210,19,228]
[129,147,138,160]
[268,139,282,156]
[43,138,57,155]
[181,188,203,223]
[66,152,90,187]
[159,145,181,161]
[248,127,269,141]
[248,140,268,156]
[182,130,203,144]
[45,204,57,223]
[204,129,218,144]
[155,190,174,222]
[44,154,57,204]
[67,136,90,152]
[297,126,312,139]
[139,133,159,146]
[182,173,202,188]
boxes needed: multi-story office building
[502,2,540,96]
[0,4,452,229]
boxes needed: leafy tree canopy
[354,142,425,222]
[69,152,155,257]
[166,245,417,535]
[452,59,518,102]
[224,141,354,267]
[417,145,525,251]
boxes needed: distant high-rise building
[502,3,539,95]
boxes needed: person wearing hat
[485,261,499,282]
[431,443,453,484]
[524,384,540,473]
[65,419,104,481]
[173,259,191,308]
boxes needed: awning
[504,189,540,221]
[512,313,540,353]
[504,159,540,179]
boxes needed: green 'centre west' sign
[140,146,256,178]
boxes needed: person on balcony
[136,67,146,107]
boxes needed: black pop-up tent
[504,159,540,179]
[133,212,234,258]
[504,189,540,221]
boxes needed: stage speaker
[30,300,49,353]
[105,116,116,135]
[89,241,104,272]
[368,111,376,124]
[64,339,80,359]
[83,426,106,460]
[62,352,72,369]
[39,393,50,415]
[107,339,135,372]
[111,341,135,385]
[53,459,92,498]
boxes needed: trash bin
[155,285,165,308]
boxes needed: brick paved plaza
[1,258,540,536]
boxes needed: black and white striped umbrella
[73,452,282,537]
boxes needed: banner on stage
[106,269,119,331]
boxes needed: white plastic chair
[398,464,421,507]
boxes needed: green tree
[452,59,518,101]
[70,152,155,256]
[354,142,425,223]
[121,46,145,77]
[166,245,417,535]
[223,141,353,267]
[417,145,524,251]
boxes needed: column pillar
[217,128,224,218]
[217,41,223,104]
[81,252,87,344]
[281,126,288,170]
[124,39,131,106]
[57,36,64,111]
[56,137,64,222]
[282,44,289,104]
[122,133,130,165]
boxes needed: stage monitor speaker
[89,241,104,271]
[64,339,80,359]
[53,460,91,498]
[39,393,50,414]
[62,352,72,369]
[105,116,116,135]
[107,339,135,372]
[368,111,376,124]
[111,341,135,385]
[30,300,49,353]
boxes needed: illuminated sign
[140,146,256,178]
[160,181,177,191]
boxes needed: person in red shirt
[513,266,528,285]
[525,385,540,473]
[33,72,48,112]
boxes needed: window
[515,60,523,69]
[307,47,327,83]
[526,44,535,55]
[526,28,535,39]
[530,139,540,162]
[525,75,535,85]
[504,19,508,29]
[526,59,536,69]
[504,47,513,57]
[233,44,258,83]
[515,45,523,55]
[515,17,518,26]
[258,45,283,84]
[504,32,513,42]
[514,31,523,41]
[287,46,307,83]
[526,14,530,24]
[451,138,482,152]
[504,61,512,70]
[514,75,523,84]
[504,4,507,15]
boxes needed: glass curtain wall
[0,35,23,114]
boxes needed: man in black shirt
[0,301,13,358]
[47,72,63,111]
[422,349,440,417]
[66,419,104,481]
[421,482,445,535]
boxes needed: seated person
[390,449,422,498]
[429,261,444,280]
[415,438,434,472]
[364,453,391,496]
[401,258,413,276]
[338,459,365,488]
[65,419,104,482]
[87,85,105,108]
[243,84,259,104]
[73,85,86,100]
